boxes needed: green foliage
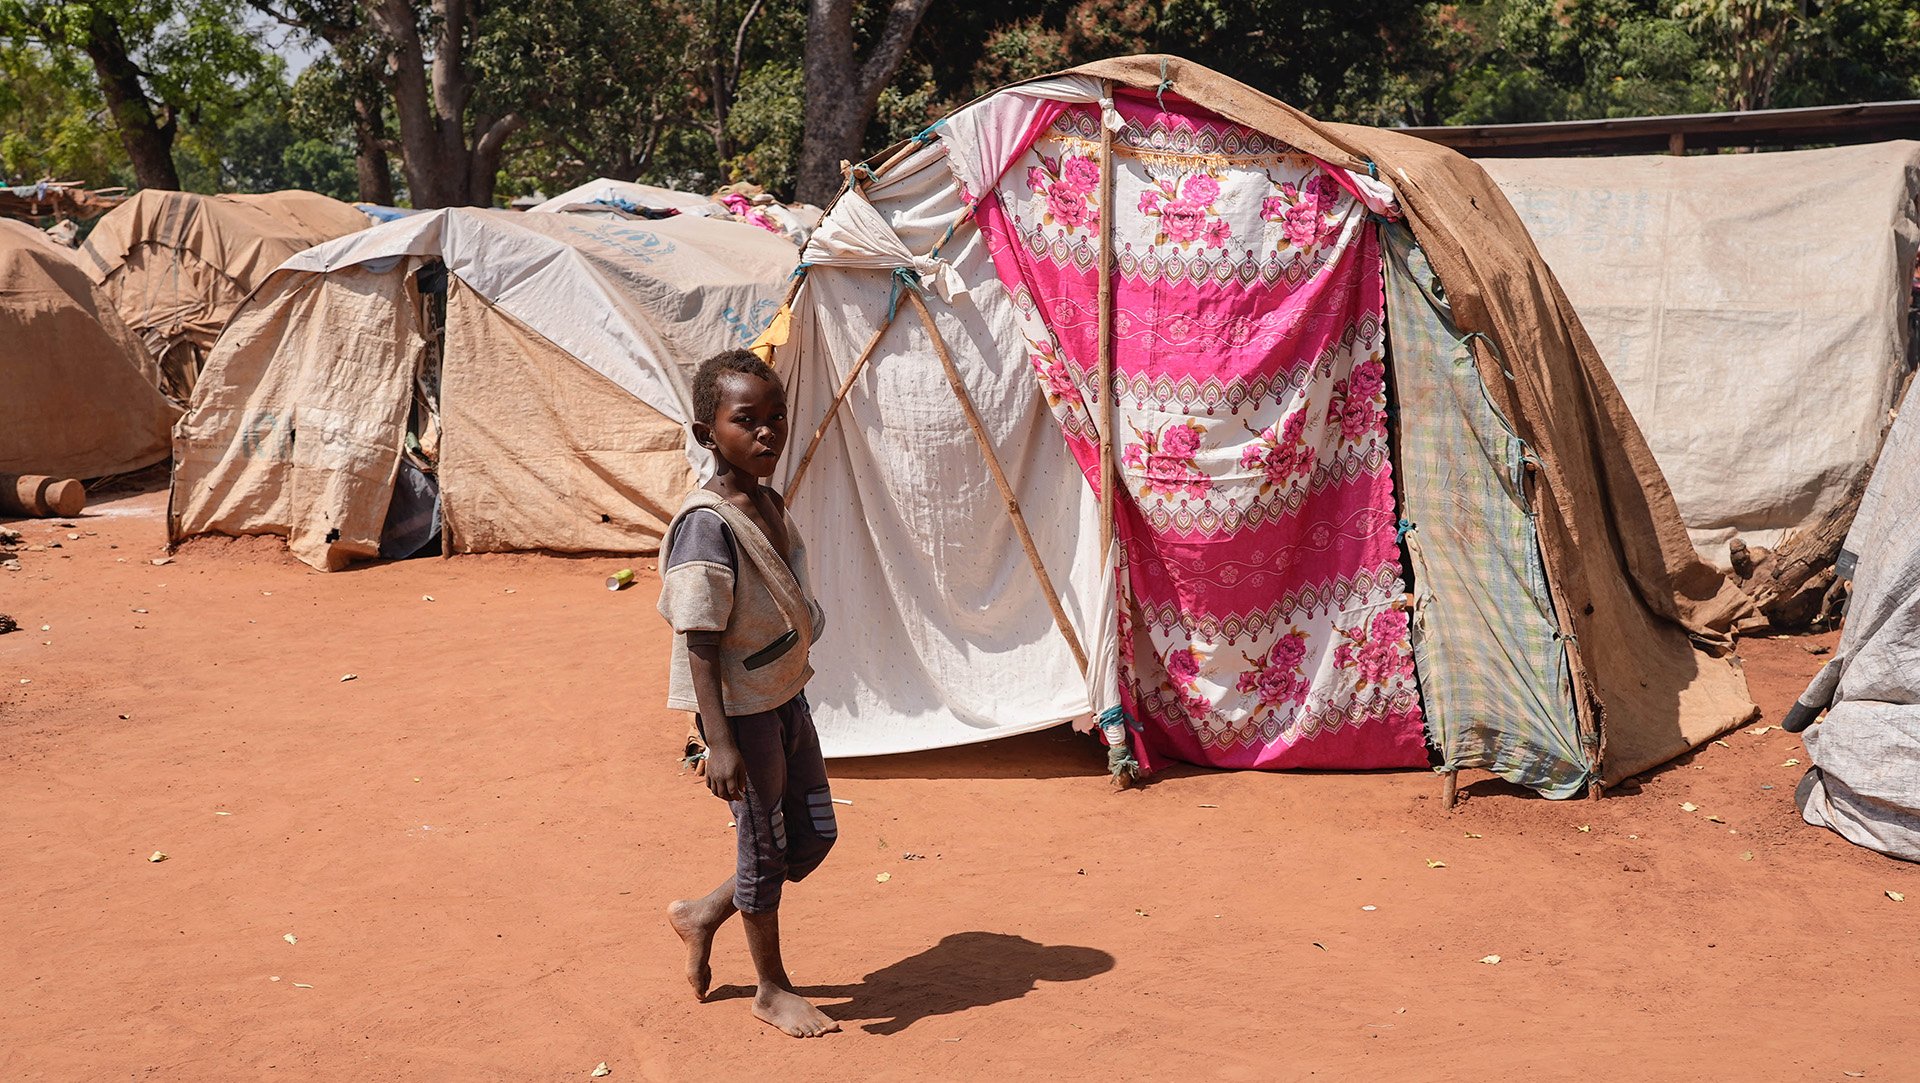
[174,63,356,196]
[0,42,129,184]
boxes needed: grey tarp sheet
[1794,377,1920,862]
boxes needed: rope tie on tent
[886,266,923,323]
[789,262,812,279]
[1155,57,1172,110]
[1098,704,1142,783]
[912,119,945,143]
[1396,518,1415,543]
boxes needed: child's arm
[689,642,746,800]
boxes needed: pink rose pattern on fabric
[1138,170,1232,249]
[1122,419,1211,501]
[1027,152,1100,234]
[1029,339,1082,407]
[1260,173,1345,251]
[1239,406,1317,494]
[975,96,1424,773]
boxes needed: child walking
[661,350,840,1038]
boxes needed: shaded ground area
[3,488,1915,1081]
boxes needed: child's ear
[691,421,715,448]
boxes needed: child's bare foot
[667,898,724,1000]
[752,986,840,1037]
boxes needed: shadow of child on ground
[711,931,1114,1035]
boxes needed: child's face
[697,371,788,480]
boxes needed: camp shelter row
[169,206,800,569]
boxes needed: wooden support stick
[1096,85,1119,560]
[1441,769,1458,809]
[783,314,896,504]
[905,288,1089,677]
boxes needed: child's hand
[705,745,747,802]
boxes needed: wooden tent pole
[1441,769,1458,809]
[904,288,1090,677]
[783,314,895,504]
[1096,84,1119,559]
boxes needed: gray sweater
[657,488,825,716]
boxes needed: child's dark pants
[699,693,836,914]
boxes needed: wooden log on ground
[0,475,86,518]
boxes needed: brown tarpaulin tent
[0,219,178,479]
[78,190,370,401]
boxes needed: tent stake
[905,288,1090,677]
[784,314,895,504]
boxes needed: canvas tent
[170,207,795,570]
[0,218,177,479]
[79,189,372,402]
[768,55,1761,798]
[1785,374,1920,862]
[1480,144,1920,570]
[531,179,724,218]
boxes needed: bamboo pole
[904,288,1089,677]
[1096,85,1119,559]
[783,314,896,504]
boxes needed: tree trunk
[795,0,935,205]
[351,92,396,205]
[82,9,179,190]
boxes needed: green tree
[0,40,131,185]
[0,0,271,189]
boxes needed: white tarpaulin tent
[1481,143,1920,568]
[767,56,1759,793]
[530,179,723,217]
[170,207,795,569]
[1787,373,1920,862]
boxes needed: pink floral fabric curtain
[971,92,1428,772]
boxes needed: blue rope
[886,266,922,322]
[1396,518,1415,543]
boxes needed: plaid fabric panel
[1382,223,1590,797]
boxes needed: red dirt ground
[3,485,1916,1082]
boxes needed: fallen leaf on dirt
[1134,908,1148,917]
[339,674,357,682]
[1712,740,1730,749]
[283,933,297,945]
[1843,1072,1865,1078]
[215,811,231,816]
[591,1063,610,1078]
[151,557,172,566]
[1577,825,1592,832]
[1426,859,1446,869]
[1312,942,1326,951]
[1889,891,1906,903]
[269,976,280,982]
[131,607,148,614]
[1464,832,1483,839]
[148,851,166,862]
[1479,955,1501,965]
[876,872,891,884]
[292,983,313,989]
[1741,852,1754,861]
[1680,802,1699,813]
[1706,815,1725,824]
[1749,725,1773,736]
[1197,803,1219,808]
[1782,759,1801,767]
[422,595,434,602]
[1361,905,1377,912]
[831,797,852,805]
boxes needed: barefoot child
[662,350,840,1038]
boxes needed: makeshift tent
[0,218,177,478]
[768,55,1761,797]
[78,189,372,402]
[1480,144,1920,570]
[170,207,795,570]
[1785,374,1920,862]
[531,179,724,218]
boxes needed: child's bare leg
[666,876,737,1000]
[742,907,839,1037]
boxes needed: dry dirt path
[3,486,1915,1081]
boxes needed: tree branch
[857,0,935,100]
